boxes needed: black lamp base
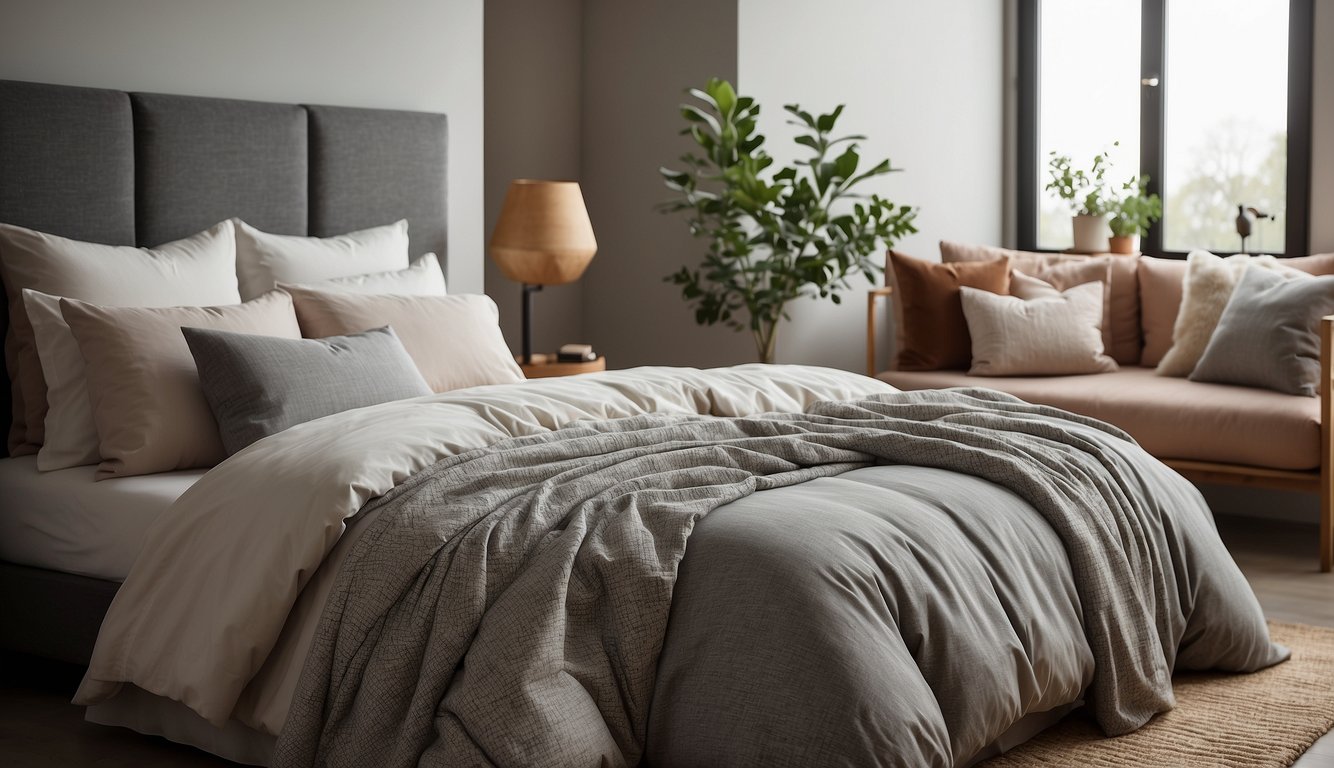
[521,283,543,365]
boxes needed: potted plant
[1107,175,1163,254]
[659,78,918,364]
[1045,145,1116,253]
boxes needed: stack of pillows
[888,242,1334,397]
[0,218,525,480]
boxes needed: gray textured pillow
[183,325,432,454]
[1190,266,1334,396]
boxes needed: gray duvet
[273,388,1286,767]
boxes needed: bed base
[0,561,119,665]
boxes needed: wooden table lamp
[489,179,597,364]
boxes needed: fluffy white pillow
[278,252,446,296]
[1156,251,1300,377]
[234,219,410,300]
[962,281,1117,376]
[1,220,239,456]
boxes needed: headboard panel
[307,105,448,261]
[0,79,448,456]
[131,93,309,245]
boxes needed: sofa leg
[1322,474,1332,573]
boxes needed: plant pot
[1071,214,1110,254]
[1108,234,1138,255]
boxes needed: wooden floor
[1,513,1332,767]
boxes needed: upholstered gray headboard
[0,79,448,454]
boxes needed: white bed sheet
[0,455,206,580]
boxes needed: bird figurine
[1236,205,1275,253]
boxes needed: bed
[0,79,1288,768]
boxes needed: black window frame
[1017,0,1314,258]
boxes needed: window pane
[1038,0,1140,250]
[1163,0,1288,253]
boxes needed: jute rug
[985,622,1334,767]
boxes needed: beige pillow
[1136,256,1188,367]
[0,221,239,455]
[961,281,1117,376]
[282,252,446,296]
[61,291,301,479]
[282,287,525,392]
[939,241,1139,365]
[1156,251,1300,377]
[234,219,410,300]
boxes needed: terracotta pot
[1108,234,1138,255]
[1071,214,1110,254]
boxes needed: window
[1018,0,1312,257]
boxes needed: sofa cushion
[877,366,1320,471]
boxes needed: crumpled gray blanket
[272,388,1286,768]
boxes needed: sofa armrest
[866,286,894,377]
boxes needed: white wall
[484,0,585,354]
[0,0,486,293]
[1311,1,1334,252]
[738,0,1005,372]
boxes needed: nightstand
[517,353,607,379]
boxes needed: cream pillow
[233,219,410,300]
[279,252,446,296]
[1156,251,1300,377]
[283,287,525,392]
[961,281,1117,376]
[61,291,302,479]
[0,220,239,455]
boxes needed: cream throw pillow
[61,291,302,479]
[962,281,1117,376]
[0,220,239,455]
[234,219,410,300]
[282,287,525,392]
[1156,251,1300,377]
[280,252,446,296]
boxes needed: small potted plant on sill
[1046,145,1116,253]
[1107,175,1162,254]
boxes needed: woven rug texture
[984,621,1334,767]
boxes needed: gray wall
[1311,0,1334,252]
[0,0,486,293]
[484,0,586,355]
[579,0,748,369]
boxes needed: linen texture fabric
[0,220,239,454]
[1191,266,1334,396]
[887,250,1011,371]
[234,219,409,300]
[962,281,1117,376]
[60,291,301,479]
[183,325,432,455]
[1156,251,1298,378]
[283,287,524,391]
[278,253,445,296]
[941,241,1139,365]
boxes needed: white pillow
[1,220,239,456]
[234,219,410,300]
[279,253,446,296]
[961,281,1117,376]
[1156,251,1300,377]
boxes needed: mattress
[0,455,206,581]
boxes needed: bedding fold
[271,388,1284,767]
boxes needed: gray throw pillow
[183,325,432,455]
[1190,266,1334,397]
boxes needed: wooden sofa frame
[867,286,1334,572]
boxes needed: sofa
[866,247,1334,571]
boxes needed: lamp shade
[490,179,597,286]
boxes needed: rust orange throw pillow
[888,251,1011,371]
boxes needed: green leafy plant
[659,78,918,364]
[1046,143,1118,216]
[1108,175,1163,237]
